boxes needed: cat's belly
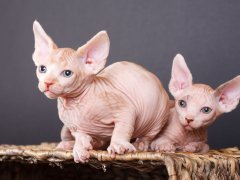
[68,121,114,141]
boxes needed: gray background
[0,0,239,149]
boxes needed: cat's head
[169,54,240,130]
[32,21,110,99]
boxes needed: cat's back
[98,61,162,88]
[98,61,170,138]
[97,61,166,102]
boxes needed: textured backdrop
[0,0,240,149]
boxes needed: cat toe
[107,142,136,157]
[153,143,176,152]
[56,141,74,150]
[73,147,90,163]
[134,141,150,151]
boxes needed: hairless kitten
[32,21,170,163]
[151,54,240,153]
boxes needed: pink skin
[151,54,240,153]
[32,21,170,163]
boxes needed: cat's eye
[201,107,212,114]
[178,100,187,108]
[62,70,73,77]
[39,65,47,73]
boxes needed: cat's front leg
[56,125,75,150]
[151,137,176,152]
[107,122,136,157]
[72,132,93,163]
[182,142,209,153]
[133,137,152,151]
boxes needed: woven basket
[0,143,239,179]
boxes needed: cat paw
[133,140,150,151]
[107,142,136,157]
[72,139,93,163]
[182,143,198,152]
[56,141,75,150]
[151,142,176,152]
[73,146,91,163]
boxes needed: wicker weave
[0,143,240,179]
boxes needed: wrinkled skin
[32,21,170,163]
[151,54,240,153]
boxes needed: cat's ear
[77,31,110,74]
[215,76,240,113]
[32,20,57,60]
[169,54,193,97]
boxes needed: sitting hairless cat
[32,21,170,163]
[151,54,240,153]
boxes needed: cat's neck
[61,75,96,99]
[58,75,109,107]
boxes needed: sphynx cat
[151,54,240,153]
[32,21,170,163]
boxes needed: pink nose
[185,118,194,124]
[44,82,53,88]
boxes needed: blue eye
[39,65,47,73]
[201,107,212,114]
[62,70,73,77]
[178,100,187,108]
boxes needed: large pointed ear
[77,31,110,74]
[169,54,193,97]
[32,20,57,60]
[215,76,240,113]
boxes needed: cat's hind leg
[56,125,75,150]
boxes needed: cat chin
[44,91,58,99]
[185,126,192,131]
[184,125,194,131]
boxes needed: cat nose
[44,82,54,88]
[185,118,194,124]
